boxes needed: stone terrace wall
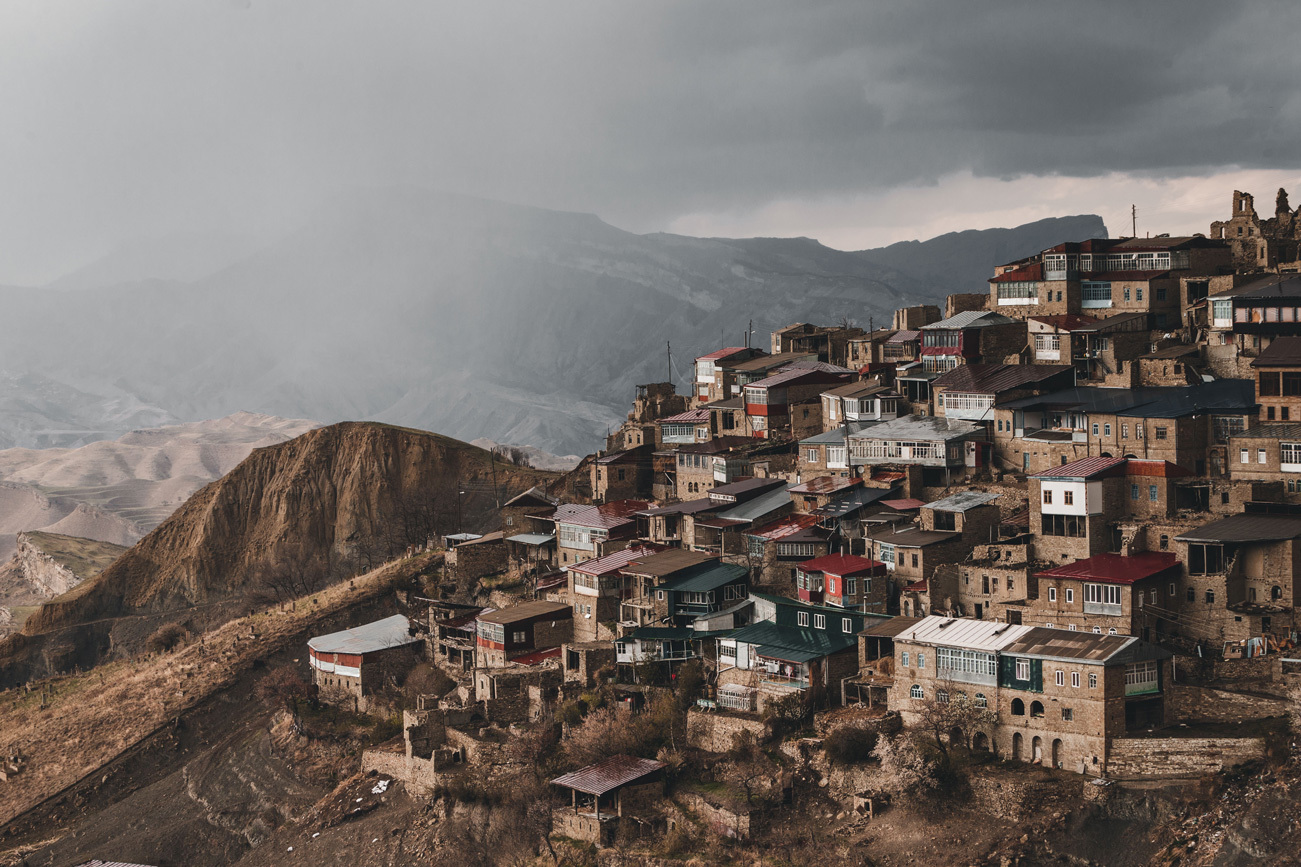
[1167,684,1290,723]
[1106,737,1265,778]
[686,709,772,753]
[361,749,440,796]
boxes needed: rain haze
[0,1,1299,454]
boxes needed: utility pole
[667,340,672,383]
[1131,204,1137,238]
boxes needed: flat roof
[568,544,665,577]
[797,553,884,576]
[924,491,999,513]
[1251,336,1301,368]
[1034,552,1180,586]
[1176,513,1301,544]
[790,475,862,495]
[477,600,572,625]
[847,414,982,442]
[506,533,555,546]
[895,616,1033,652]
[860,616,922,639]
[660,562,749,593]
[620,548,718,578]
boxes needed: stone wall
[686,709,772,753]
[447,538,507,582]
[361,748,440,795]
[1167,683,1290,723]
[966,772,1065,821]
[1105,736,1265,778]
[676,791,760,839]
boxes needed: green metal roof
[660,562,749,594]
[727,620,857,661]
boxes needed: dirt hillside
[0,422,553,684]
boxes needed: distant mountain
[0,412,319,562]
[0,190,1107,454]
[856,215,1109,296]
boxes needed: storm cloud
[2,0,1299,282]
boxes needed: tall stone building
[1210,188,1301,271]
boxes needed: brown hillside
[0,422,553,683]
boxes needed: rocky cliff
[0,422,554,683]
[0,531,128,599]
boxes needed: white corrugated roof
[308,614,418,654]
[897,615,1033,652]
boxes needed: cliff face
[1,422,553,681]
[0,531,128,599]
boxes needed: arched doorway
[1051,739,1063,769]
[948,726,965,749]
[1012,732,1023,761]
[972,731,990,752]
[1032,736,1043,764]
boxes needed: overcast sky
[4,0,1301,284]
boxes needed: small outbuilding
[551,754,666,846]
[307,614,421,712]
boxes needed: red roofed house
[1018,552,1182,639]
[796,553,889,612]
[475,600,574,668]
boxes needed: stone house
[445,531,507,583]
[591,445,655,503]
[617,547,721,627]
[893,305,942,331]
[551,755,666,848]
[1174,512,1301,642]
[820,381,900,432]
[881,329,922,364]
[798,421,874,479]
[788,475,863,513]
[1228,422,1301,498]
[1250,336,1301,424]
[308,614,421,713]
[918,309,1027,375]
[743,514,833,588]
[863,525,966,588]
[681,481,796,559]
[474,600,574,668]
[1018,552,1182,639]
[722,351,818,400]
[504,532,557,587]
[672,436,761,500]
[566,544,664,641]
[957,542,1033,623]
[552,500,648,567]
[770,322,865,367]
[1025,314,1101,369]
[1209,188,1301,270]
[606,382,688,452]
[846,327,899,368]
[499,486,559,536]
[890,616,1172,775]
[658,408,712,447]
[1219,274,1301,357]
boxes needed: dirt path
[0,553,439,831]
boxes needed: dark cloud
[0,0,1298,281]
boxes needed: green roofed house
[713,591,889,712]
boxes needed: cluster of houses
[306,189,1301,841]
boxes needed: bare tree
[911,680,996,763]
[248,560,330,605]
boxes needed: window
[1123,287,1131,302]
[1108,627,1118,635]
[511,630,526,643]
[1049,587,1057,602]
[1137,424,1144,439]
[1092,626,1101,633]
[917,653,925,669]
[936,647,998,682]
[1149,485,1159,502]
[814,614,826,629]
[720,642,736,662]
[842,617,853,633]
[1104,423,1111,437]
[1131,484,1140,500]
[1071,671,1080,688]
[1259,449,1268,465]
[910,684,923,699]
[1205,589,1215,604]
[1121,424,1128,439]
[937,689,949,704]
[804,448,819,463]
[797,611,809,627]
[975,693,987,708]
[1136,288,1144,302]
[912,553,919,568]
[1160,534,1169,550]
[1091,423,1099,436]
[1155,427,1168,440]
[1030,701,1045,718]
[901,651,910,668]
[1055,670,1065,686]
[1043,489,1053,505]
[1062,707,1074,722]
[1015,658,1030,681]
[1066,588,1075,604]
[1011,698,1025,715]
[1089,672,1097,688]
[1064,490,1074,506]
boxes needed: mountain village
[275,188,1301,859]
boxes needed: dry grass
[0,552,439,826]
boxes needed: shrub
[673,660,705,710]
[824,725,878,765]
[255,664,314,713]
[146,623,188,654]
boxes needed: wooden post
[572,788,577,813]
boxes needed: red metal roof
[790,476,862,495]
[989,262,1044,283]
[659,408,710,424]
[1124,459,1193,478]
[568,544,666,577]
[880,498,925,510]
[1034,552,1180,586]
[797,553,885,576]
[903,579,928,592]
[886,330,921,343]
[749,514,821,541]
[512,646,563,666]
[744,367,849,390]
[1029,456,1126,479]
[871,471,907,482]
[932,363,1073,394]
[696,347,749,363]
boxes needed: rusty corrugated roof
[551,755,665,795]
[1034,552,1180,586]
